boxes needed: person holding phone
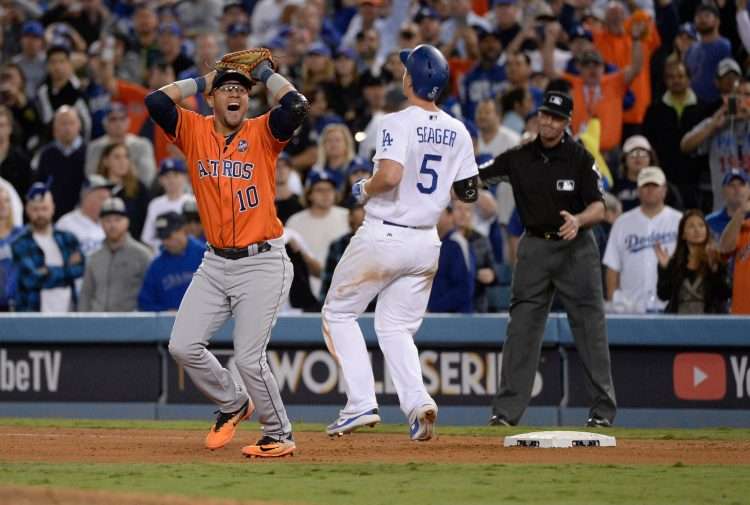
[681,77,750,212]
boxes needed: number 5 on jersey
[237,185,259,212]
[417,154,441,194]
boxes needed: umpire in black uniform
[480,91,616,427]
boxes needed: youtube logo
[673,353,726,401]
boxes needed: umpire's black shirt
[480,134,603,234]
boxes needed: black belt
[526,229,563,241]
[209,242,271,259]
[383,220,430,230]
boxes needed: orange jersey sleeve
[115,80,150,134]
[730,221,750,314]
[564,72,626,152]
[169,108,286,248]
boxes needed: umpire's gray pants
[492,229,616,424]
[169,243,293,438]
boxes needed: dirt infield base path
[2,426,749,465]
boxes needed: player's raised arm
[144,69,215,137]
[254,60,309,142]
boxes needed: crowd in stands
[0,0,748,315]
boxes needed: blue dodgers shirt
[428,230,477,314]
[684,38,732,102]
[460,64,507,121]
[138,237,205,311]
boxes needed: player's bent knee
[168,339,202,364]
[322,305,358,325]
[375,322,419,338]
[233,354,264,375]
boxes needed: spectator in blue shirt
[428,206,476,313]
[138,211,204,311]
[11,182,84,312]
[684,2,732,103]
[460,28,506,121]
[707,170,750,239]
[453,199,498,313]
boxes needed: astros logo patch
[238,140,248,152]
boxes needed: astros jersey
[366,106,477,227]
[168,108,286,248]
[729,218,750,314]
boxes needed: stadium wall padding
[1,314,748,427]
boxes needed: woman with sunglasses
[613,135,684,212]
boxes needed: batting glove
[351,178,369,204]
[352,179,369,204]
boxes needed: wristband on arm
[174,76,206,98]
[251,61,292,101]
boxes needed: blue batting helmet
[399,44,449,102]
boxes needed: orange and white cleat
[242,435,296,458]
[205,398,253,450]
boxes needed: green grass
[2,417,750,441]
[2,418,750,504]
[1,461,749,505]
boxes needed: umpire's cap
[211,69,254,93]
[538,91,573,120]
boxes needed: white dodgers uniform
[322,106,478,419]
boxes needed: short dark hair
[46,44,71,59]
[545,78,572,95]
[500,88,526,114]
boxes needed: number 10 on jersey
[417,154,441,194]
[236,185,259,212]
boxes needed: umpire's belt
[526,229,563,241]
[209,242,272,260]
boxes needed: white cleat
[326,408,381,437]
[409,404,438,441]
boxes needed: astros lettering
[197,159,254,180]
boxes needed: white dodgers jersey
[366,106,478,227]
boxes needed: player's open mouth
[228,103,240,112]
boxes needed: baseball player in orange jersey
[145,53,309,458]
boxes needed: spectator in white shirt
[603,166,682,313]
[286,171,349,297]
[141,158,190,251]
[56,174,114,257]
[475,97,521,255]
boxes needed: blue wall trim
[1,313,747,347]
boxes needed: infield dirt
[2,426,750,465]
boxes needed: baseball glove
[214,48,275,80]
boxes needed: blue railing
[0,313,747,346]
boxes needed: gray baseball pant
[491,229,617,424]
[169,241,293,438]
